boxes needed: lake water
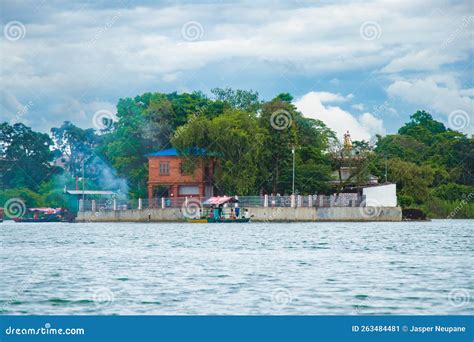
[0,220,472,315]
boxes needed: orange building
[145,148,217,201]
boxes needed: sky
[1,0,473,140]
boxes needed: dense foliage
[371,111,474,216]
[1,91,473,218]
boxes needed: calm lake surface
[0,220,472,315]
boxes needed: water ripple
[0,220,472,315]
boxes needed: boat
[13,208,73,223]
[187,217,251,223]
[207,217,250,223]
[185,196,251,223]
[186,218,209,223]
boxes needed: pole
[385,158,388,183]
[292,147,295,195]
[82,159,85,202]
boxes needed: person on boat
[235,206,240,218]
[218,205,223,219]
[244,209,250,219]
[209,207,214,219]
[230,208,235,220]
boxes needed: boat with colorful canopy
[13,207,72,223]
[186,196,250,223]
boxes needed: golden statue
[343,131,352,150]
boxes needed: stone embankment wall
[77,206,402,222]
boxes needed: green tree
[398,110,446,145]
[258,98,298,194]
[172,108,266,195]
[100,91,222,197]
[387,158,434,204]
[0,122,57,190]
[432,183,474,201]
[211,87,260,112]
[51,121,100,177]
[375,134,428,164]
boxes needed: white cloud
[380,49,466,73]
[352,103,365,111]
[387,75,474,133]
[294,91,385,141]
[359,112,386,136]
[313,91,348,103]
[0,0,472,131]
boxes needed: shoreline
[77,206,403,222]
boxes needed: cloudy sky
[1,0,473,140]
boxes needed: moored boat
[186,217,251,223]
[186,218,208,223]
[207,217,250,223]
[184,196,251,223]
[13,208,73,223]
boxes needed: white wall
[362,184,397,207]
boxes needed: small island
[1,97,472,222]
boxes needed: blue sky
[1,0,473,140]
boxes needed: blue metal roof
[145,147,207,157]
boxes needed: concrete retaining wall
[77,206,402,222]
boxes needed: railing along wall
[79,194,364,212]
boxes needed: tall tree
[211,87,260,112]
[258,98,298,194]
[398,110,446,145]
[0,122,56,190]
[51,121,100,177]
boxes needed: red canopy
[202,196,238,206]
[28,208,62,214]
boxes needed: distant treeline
[1,88,473,218]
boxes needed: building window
[159,161,170,175]
[178,185,199,196]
